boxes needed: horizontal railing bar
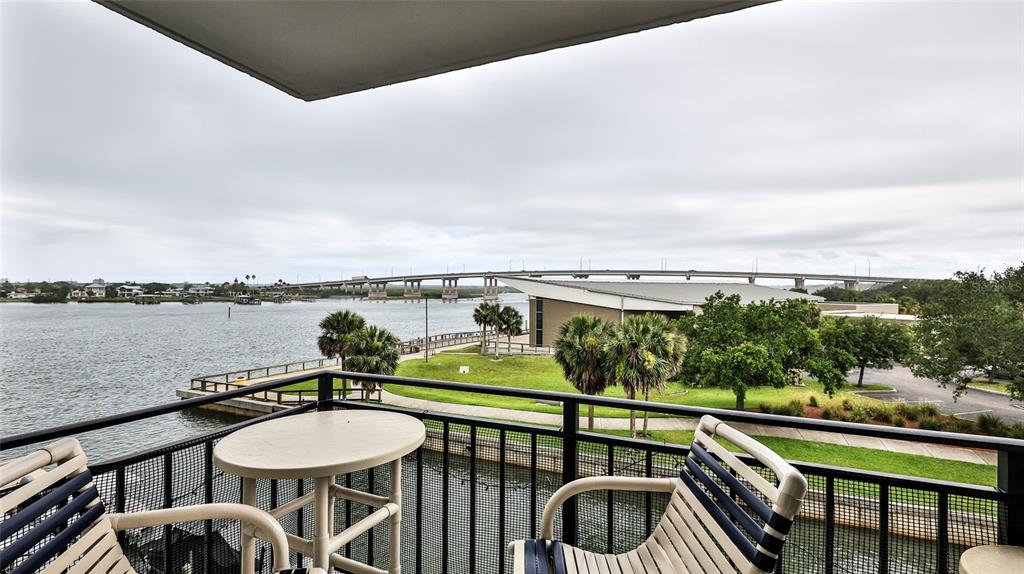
[331,399,1002,497]
[573,430,1003,498]
[326,370,1024,454]
[326,399,563,437]
[0,373,324,450]
[5,367,1023,456]
[90,402,318,474]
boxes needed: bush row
[759,396,1024,439]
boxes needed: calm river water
[0,294,527,460]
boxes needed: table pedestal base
[241,458,404,573]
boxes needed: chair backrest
[661,416,807,574]
[1,438,132,574]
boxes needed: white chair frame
[510,415,808,574]
[1,438,314,574]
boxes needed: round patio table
[214,410,425,574]
[959,544,1024,574]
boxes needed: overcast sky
[2,1,1022,285]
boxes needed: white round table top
[959,545,1024,574]
[213,411,426,479]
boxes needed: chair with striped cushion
[1,437,320,574]
[510,415,807,574]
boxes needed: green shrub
[918,403,940,417]
[842,399,853,411]
[977,413,1008,437]
[919,417,948,432]
[848,408,869,424]
[758,402,772,414]
[808,395,819,408]
[952,419,976,434]
[772,399,804,417]
[892,415,906,428]
[871,408,893,424]
[1009,423,1024,440]
[820,407,833,420]
[895,402,920,421]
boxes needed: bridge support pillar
[442,278,459,300]
[404,280,422,298]
[483,276,499,300]
[748,276,756,285]
[369,282,389,300]
[844,279,860,291]
[626,274,640,280]
[794,277,806,291]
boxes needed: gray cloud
[2,0,1022,283]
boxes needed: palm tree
[317,310,367,371]
[495,306,525,357]
[553,315,612,431]
[604,314,675,438]
[473,302,500,355]
[639,315,686,435]
[347,325,401,400]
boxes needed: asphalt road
[853,366,1024,422]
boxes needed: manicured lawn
[389,353,891,417]
[598,429,996,486]
[967,380,1011,395]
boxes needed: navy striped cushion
[682,444,790,573]
[521,539,567,574]
[1,470,104,574]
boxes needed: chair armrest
[539,476,676,540]
[109,503,291,572]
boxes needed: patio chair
[510,415,808,574]
[1,437,319,574]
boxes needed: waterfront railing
[190,329,532,388]
[3,370,1021,574]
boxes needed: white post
[389,458,403,573]
[241,478,257,574]
[314,476,332,569]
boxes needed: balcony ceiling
[97,0,772,101]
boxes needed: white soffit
[97,1,774,101]
[499,277,694,312]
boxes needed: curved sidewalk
[378,388,997,466]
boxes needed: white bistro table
[214,410,426,574]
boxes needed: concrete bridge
[286,268,923,300]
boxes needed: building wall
[816,302,900,314]
[531,297,624,346]
[530,297,690,346]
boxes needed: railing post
[317,373,332,411]
[561,397,579,546]
[998,450,1024,545]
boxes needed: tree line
[552,263,1023,434]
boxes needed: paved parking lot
[854,366,1023,422]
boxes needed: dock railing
[189,329,531,388]
[3,369,1022,574]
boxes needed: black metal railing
[3,369,1022,574]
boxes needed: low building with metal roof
[499,277,823,346]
